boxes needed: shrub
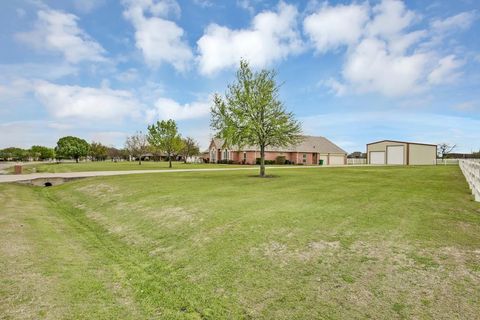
[275,156,286,165]
[217,159,236,164]
[256,158,276,165]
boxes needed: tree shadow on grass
[247,175,279,179]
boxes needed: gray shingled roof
[210,136,346,154]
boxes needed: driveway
[0,165,363,184]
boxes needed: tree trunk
[169,154,172,168]
[138,156,141,165]
[75,157,79,163]
[260,145,265,177]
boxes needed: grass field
[12,161,244,173]
[1,166,479,319]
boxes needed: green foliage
[217,159,235,164]
[275,156,286,165]
[255,158,275,165]
[147,119,184,168]
[0,147,29,160]
[89,142,108,161]
[30,145,55,160]
[211,60,302,176]
[56,136,90,162]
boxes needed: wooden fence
[459,159,480,202]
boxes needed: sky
[0,0,479,153]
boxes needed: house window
[211,150,216,162]
[224,149,228,160]
[243,152,247,161]
[303,153,307,163]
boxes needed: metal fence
[459,159,480,202]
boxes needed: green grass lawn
[1,166,479,319]
[14,161,245,173]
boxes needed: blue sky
[1,0,479,153]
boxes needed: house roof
[366,140,437,147]
[210,135,347,154]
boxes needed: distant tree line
[125,119,200,167]
[0,146,55,161]
[1,119,201,167]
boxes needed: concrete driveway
[0,164,362,184]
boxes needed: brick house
[207,136,347,165]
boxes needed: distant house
[207,136,347,165]
[348,151,366,159]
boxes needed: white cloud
[0,121,59,148]
[427,55,464,85]
[0,63,78,80]
[303,3,369,53]
[304,0,474,97]
[194,0,214,8]
[321,78,347,96]
[123,0,193,71]
[453,101,477,112]
[15,9,106,63]
[116,68,139,82]
[73,0,106,13]
[431,11,477,33]
[146,97,210,121]
[33,81,140,121]
[88,131,129,145]
[197,2,303,75]
[366,0,417,39]
[237,0,256,14]
[343,37,430,96]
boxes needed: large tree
[147,119,184,168]
[180,137,200,163]
[56,136,89,163]
[30,145,55,160]
[0,147,28,161]
[89,142,108,161]
[211,60,302,177]
[125,132,149,165]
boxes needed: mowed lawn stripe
[1,166,480,319]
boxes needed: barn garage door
[387,146,404,165]
[329,155,344,165]
[370,151,385,164]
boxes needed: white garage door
[370,151,385,164]
[329,155,344,165]
[387,146,404,165]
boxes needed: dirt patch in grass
[144,206,198,227]
[78,182,120,198]
[257,240,341,264]
[247,237,480,319]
